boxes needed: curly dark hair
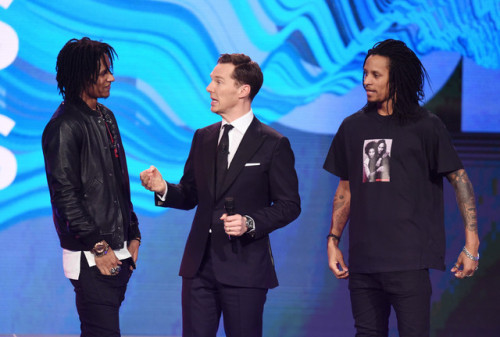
[217,53,263,101]
[364,141,377,156]
[56,37,117,102]
[362,39,429,122]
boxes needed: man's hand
[140,165,166,194]
[220,213,247,237]
[128,239,140,271]
[94,248,122,276]
[327,239,349,279]
[451,246,479,279]
[327,180,350,279]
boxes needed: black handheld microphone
[224,197,235,215]
[224,197,235,240]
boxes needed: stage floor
[0,335,178,337]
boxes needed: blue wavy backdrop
[0,0,499,336]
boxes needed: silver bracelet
[462,246,479,261]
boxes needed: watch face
[246,217,254,230]
[94,244,106,252]
[92,241,109,256]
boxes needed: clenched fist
[140,165,167,194]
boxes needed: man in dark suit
[140,53,301,337]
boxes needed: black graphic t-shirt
[323,108,463,273]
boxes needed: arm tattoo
[447,169,478,232]
[332,191,350,232]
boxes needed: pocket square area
[245,163,260,166]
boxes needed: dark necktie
[215,124,234,194]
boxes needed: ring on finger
[110,266,121,275]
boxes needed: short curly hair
[217,53,263,101]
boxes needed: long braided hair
[362,39,430,122]
[56,37,116,102]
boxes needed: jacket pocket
[83,177,103,198]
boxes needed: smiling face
[81,55,115,108]
[206,62,250,121]
[363,54,392,115]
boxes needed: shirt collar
[221,109,254,135]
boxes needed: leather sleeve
[42,117,102,248]
[128,207,141,241]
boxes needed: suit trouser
[70,254,133,337]
[182,240,268,337]
[349,269,431,337]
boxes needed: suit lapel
[216,117,266,200]
[202,122,221,198]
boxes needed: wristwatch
[245,215,255,237]
[90,240,109,257]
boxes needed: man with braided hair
[324,39,480,336]
[42,37,141,336]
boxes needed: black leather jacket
[42,99,140,251]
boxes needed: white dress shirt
[219,109,254,167]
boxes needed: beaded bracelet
[326,233,341,242]
[462,246,479,261]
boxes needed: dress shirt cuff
[156,181,168,201]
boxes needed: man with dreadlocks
[42,37,141,336]
[323,39,480,336]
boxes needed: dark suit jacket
[156,117,301,289]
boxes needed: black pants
[182,242,268,337]
[349,269,432,337]
[70,254,133,337]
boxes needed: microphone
[224,197,238,253]
[224,197,235,241]
[224,197,235,216]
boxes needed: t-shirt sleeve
[323,122,349,179]
[429,115,463,175]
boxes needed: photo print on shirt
[362,139,392,183]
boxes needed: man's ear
[239,84,251,99]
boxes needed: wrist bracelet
[462,246,479,261]
[326,233,341,242]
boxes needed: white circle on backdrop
[0,146,17,189]
[0,21,19,70]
